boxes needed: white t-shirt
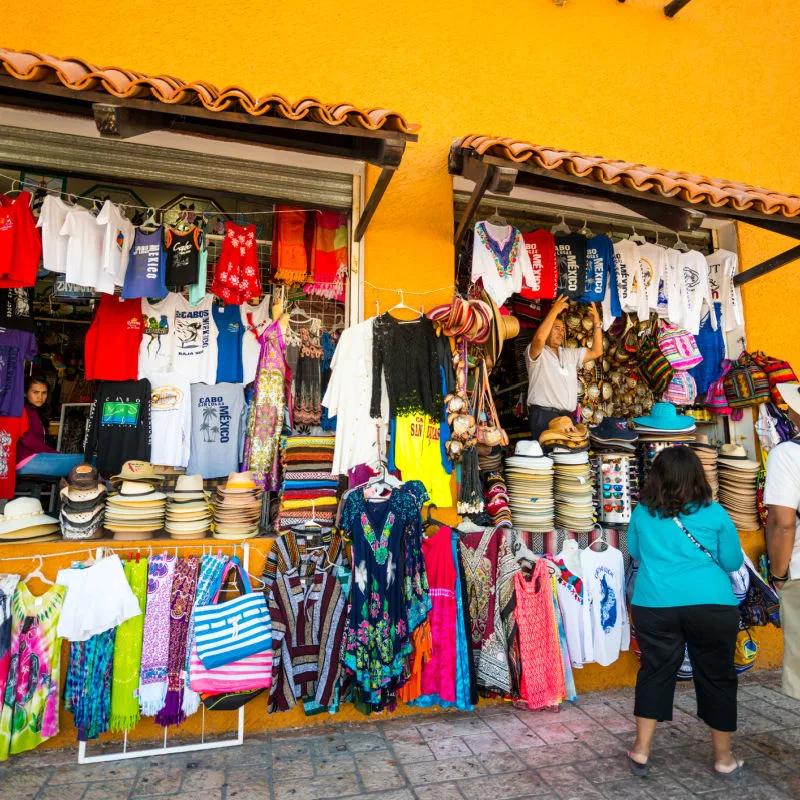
[706,249,743,332]
[471,221,535,307]
[139,293,179,378]
[147,371,192,468]
[580,544,630,667]
[59,206,105,289]
[96,200,135,291]
[241,296,272,385]
[555,562,593,668]
[661,248,684,325]
[636,243,668,318]
[764,441,800,579]
[36,195,71,273]
[526,345,586,411]
[678,250,718,335]
[612,239,640,314]
[173,293,219,384]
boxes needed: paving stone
[132,763,185,796]
[575,755,648,784]
[742,684,800,711]
[456,769,549,799]
[83,779,135,799]
[649,726,696,750]
[514,708,573,728]
[485,716,546,749]
[403,755,487,785]
[391,740,435,763]
[224,775,272,800]
[224,767,272,788]
[581,702,624,720]
[353,792,414,800]
[272,754,315,780]
[534,722,580,744]
[427,736,472,760]
[49,763,140,785]
[313,752,357,776]
[637,772,700,799]
[356,750,406,791]
[382,725,423,743]
[595,778,655,799]
[736,707,783,734]
[473,751,528,776]
[273,773,361,800]
[0,769,50,798]
[463,731,509,756]
[416,718,489,740]
[740,699,800,728]
[412,783,464,800]
[747,731,800,767]
[516,740,595,768]
[536,765,605,800]
[341,732,387,752]
[743,756,800,798]
[36,785,88,800]
[770,725,800,748]
[576,729,628,757]
[563,717,604,735]
[155,792,222,800]
[180,767,226,792]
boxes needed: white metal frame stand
[77,543,252,764]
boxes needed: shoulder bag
[473,359,508,454]
[637,320,674,397]
[723,351,771,408]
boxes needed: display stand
[77,542,252,764]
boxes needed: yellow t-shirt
[394,413,452,507]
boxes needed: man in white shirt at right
[765,382,800,698]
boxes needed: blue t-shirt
[122,227,167,300]
[628,501,743,608]
[213,303,244,383]
[581,234,613,303]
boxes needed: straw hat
[483,290,520,368]
[114,481,167,502]
[110,461,165,485]
[717,445,760,470]
[0,498,59,539]
[167,474,208,501]
[776,382,800,415]
[218,472,259,494]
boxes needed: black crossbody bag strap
[673,517,717,564]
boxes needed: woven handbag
[706,359,733,414]
[662,370,697,406]
[751,351,799,404]
[723,351,771,408]
[657,322,703,370]
[637,327,674,397]
[473,360,508,454]
[194,557,272,670]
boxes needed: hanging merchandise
[656,322,703,370]
[139,293,179,377]
[471,220,535,307]
[85,295,143,382]
[473,359,508,452]
[240,296,272,385]
[705,359,734,415]
[211,471,263,541]
[148,373,192,469]
[187,382,246,479]
[303,211,348,301]
[723,351,771,408]
[634,242,668,319]
[58,464,107,541]
[173,294,219,385]
[751,351,799,404]
[0,574,20,704]
[706,249,743,333]
[554,233,588,300]
[689,311,726,395]
[661,371,698,406]
[553,556,592,668]
[319,330,339,432]
[293,326,323,426]
[187,240,209,306]
[211,221,260,304]
[60,205,107,291]
[213,303,245,384]
[0,328,37,417]
[164,227,202,286]
[0,415,30,500]
[457,446,484,516]
[393,414,452,507]
[122,226,167,300]
[0,287,35,332]
[519,229,558,300]
[84,378,152,474]
[678,249,717,335]
[96,199,136,291]
[580,234,613,303]
[611,238,640,315]
[272,207,311,285]
[0,192,42,289]
[636,324,674,397]
[165,475,212,540]
[36,194,71,274]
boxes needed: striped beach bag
[193,557,272,669]
[188,641,272,693]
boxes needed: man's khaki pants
[779,579,800,698]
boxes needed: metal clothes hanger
[24,556,54,586]
[550,214,571,235]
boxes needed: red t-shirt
[0,413,29,499]
[84,295,143,381]
[520,229,558,300]
[0,192,43,288]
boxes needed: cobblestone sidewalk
[2,671,799,800]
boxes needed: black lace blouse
[370,313,442,419]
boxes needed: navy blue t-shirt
[581,234,614,303]
[122,227,167,300]
[213,303,245,383]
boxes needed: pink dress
[419,526,457,702]
[514,560,566,710]
[243,319,290,490]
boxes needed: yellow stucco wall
[1,0,797,744]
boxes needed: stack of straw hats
[59,463,107,540]
[0,497,60,543]
[691,436,719,501]
[505,441,554,532]
[552,451,594,532]
[717,445,761,531]
[539,417,590,453]
[166,474,211,540]
[104,461,166,541]
[213,471,263,540]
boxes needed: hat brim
[0,513,59,535]
[777,383,800,416]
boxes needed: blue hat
[632,402,694,431]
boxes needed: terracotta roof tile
[455,135,800,219]
[0,47,419,134]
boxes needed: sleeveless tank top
[122,227,167,299]
[165,227,201,287]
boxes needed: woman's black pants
[631,604,739,732]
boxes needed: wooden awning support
[353,139,407,242]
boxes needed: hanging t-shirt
[213,303,244,383]
[83,378,151,474]
[36,195,71,274]
[579,544,630,667]
[658,248,684,323]
[601,253,622,330]
[471,221,535,307]
[635,243,669,319]
[0,288,35,333]
[121,227,167,300]
[0,413,29,499]
[611,239,639,314]
[519,229,558,300]
[188,243,209,306]
[187,382,246,478]
[95,200,135,291]
[0,329,37,417]
[173,294,218,384]
[164,227,201,287]
[0,192,42,289]
[148,372,192,468]
[241,296,272,385]
[679,250,717,335]
[139,293,179,378]
[84,295,142,382]
[393,413,452,507]
[59,206,105,290]
[554,233,588,299]
[581,235,613,303]
[706,249,743,333]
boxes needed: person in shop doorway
[627,447,744,779]
[765,382,800,700]
[16,376,85,478]
[526,294,602,439]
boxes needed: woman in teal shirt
[627,447,744,779]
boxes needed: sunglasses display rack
[592,453,638,525]
[638,440,688,480]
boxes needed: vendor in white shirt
[526,295,603,440]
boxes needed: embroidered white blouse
[471,221,535,307]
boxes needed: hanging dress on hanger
[243,318,290,491]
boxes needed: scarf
[108,559,148,732]
[156,556,199,727]
[65,629,116,741]
[0,574,20,702]
[139,554,176,716]
[273,206,311,284]
[182,554,229,718]
[303,212,348,301]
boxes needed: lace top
[371,314,441,420]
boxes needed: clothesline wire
[0,171,327,217]
[363,280,455,296]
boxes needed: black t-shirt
[555,233,588,299]
[165,228,201,287]
[0,288,36,332]
[84,378,151,474]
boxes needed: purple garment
[122,227,167,299]
[0,329,37,417]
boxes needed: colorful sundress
[210,221,261,304]
[243,318,290,490]
[0,582,65,760]
[64,629,116,741]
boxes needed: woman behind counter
[627,446,744,779]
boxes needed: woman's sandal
[628,752,649,778]
[715,758,745,779]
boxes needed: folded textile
[280,497,338,511]
[281,480,339,490]
[281,490,338,502]
[281,470,336,481]
[283,436,336,449]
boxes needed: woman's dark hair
[639,446,712,518]
[23,375,50,426]
[24,375,48,394]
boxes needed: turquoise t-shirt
[628,501,743,608]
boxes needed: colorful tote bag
[637,332,674,397]
[662,370,697,406]
[657,322,703,370]
[723,351,771,408]
[751,351,799,404]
